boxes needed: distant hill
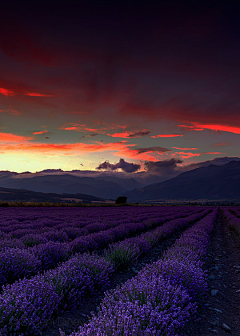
[0,173,143,199]
[0,186,106,203]
[127,161,240,202]
[0,157,239,199]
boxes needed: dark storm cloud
[135,147,171,154]
[127,131,151,138]
[96,158,141,173]
[144,158,182,174]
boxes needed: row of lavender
[104,208,210,270]
[0,207,176,239]
[0,209,211,335]
[61,209,218,336]
[0,207,194,246]
[222,207,240,236]
[230,208,240,218]
[0,208,204,288]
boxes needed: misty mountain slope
[94,176,144,190]
[127,161,240,202]
[0,174,128,199]
[0,186,105,203]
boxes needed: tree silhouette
[115,196,127,205]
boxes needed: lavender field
[0,206,239,335]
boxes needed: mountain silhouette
[0,173,143,199]
[127,161,240,202]
[0,185,105,203]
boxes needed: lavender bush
[0,247,41,288]
[0,238,25,251]
[0,275,59,335]
[104,241,141,270]
[0,253,113,335]
[21,233,48,247]
[102,209,210,270]
[32,242,70,270]
[65,274,196,336]
[42,230,69,242]
[63,209,217,336]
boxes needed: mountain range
[0,157,240,203]
[0,172,143,199]
[0,186,104,204]
[127,160,240,202]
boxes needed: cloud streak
[214,143,231,147]
[80,133,99,140]
[0,88,14,96]
[179,123,240,135]
[127,131,151,138]
[0,132,33,142]
[135,147,172,154]
[108,130,151,139]
[33,130,48,135]
[151,134,183,138]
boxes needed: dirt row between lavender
[184,210,240,336]
[44,218,198,336]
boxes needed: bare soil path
[184,210,240,335]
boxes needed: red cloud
[151,134,183,138]
[174,152,201,158]
[179,123,240,134]
[0,132,33,142]
[33,130,48,135]
[117,148,159,161]
[0,82,54,100]
[173,151,224,159]
[0,108,21,116]
[107,132,132,138]
[116,146,171,161]
[25,92,54,97]
[0,88,14,96]
[214,143,231,146]
[84,128,100,132]
[0,140,134,155]
[63,126,79,131]
[172,147,198,150]
[201,152,224,155]
[108,130,151,138]
[178,124,205,131]
[60,123,107,133]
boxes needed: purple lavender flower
[32,242,70,270]
[0,247,41,288]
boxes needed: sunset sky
[0,1,239,173]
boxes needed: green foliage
[104,244,140,271]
